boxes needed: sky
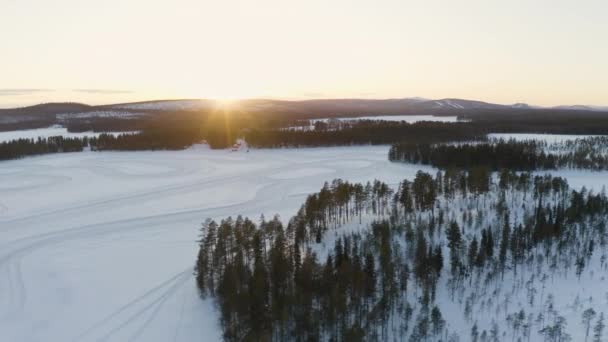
[1,0,607,108]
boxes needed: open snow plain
[0,145,437,342]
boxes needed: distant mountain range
[1,98,607,129]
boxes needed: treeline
[91,131,202,151]
[244,121,486,148]
[0,136,89,161]
[195,170,608,341]
[553,136,608,170]
[4,115,608,163]
[0,120,486,161]
[389,138,608,170]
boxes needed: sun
[213,98,238,110]
[210,91,253,109]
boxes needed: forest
[0,136,89,161]
[0,120,487,161]
[389,137,608,171]
[4,108,608,162]
[195,169,608,341]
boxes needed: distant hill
[0,102,91,115]
[1,97,607,131]
[553,104,608,112]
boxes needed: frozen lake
[1,145,607,341]
[0,126,137,143]
[314,114,461,123]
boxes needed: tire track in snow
[172,276,188,342]
[0,178,286,320]
[0,158,348,229]
[71,270,191,342]
[124,273,190,342]
[0,155,379,328]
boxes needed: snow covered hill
[2,98,607,129]
[109,99,216,111]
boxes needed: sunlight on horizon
[1,0,607,107]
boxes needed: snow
[2,144,608,341]
[549,169,608,191]
[0,145,434,342]
[0,126,139,143]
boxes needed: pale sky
[1,0,607,108]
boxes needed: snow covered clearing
[0,145,433,342]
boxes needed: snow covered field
[0,126,137,143]
[0,145,435,342]
[2,144,608,341]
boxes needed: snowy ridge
[57,111,144,120]
[110,100,214,111]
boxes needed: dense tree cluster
[196,216,417,341]
[551,136,608,170]
[389,138,608,171]
[195,170,608,341]
[0,129,206,160]
[1,120,485,160]
[245,121,486,148]
[5,111,608,164]
[296,179,393,243]
[0,136,88,160]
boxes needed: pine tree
[249,243,270,339]
[364,252,375,299]
[471,322,479,342]
[446,221,462,274]
[431,245,444,275]
[430,306,445,336]
[486,228,495,258]
[414,231,429,282]
[399,180,414,213]
[583,308,598,342]
[499,214,511,274]
[468,236,479,270]
[594,313,605,342]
